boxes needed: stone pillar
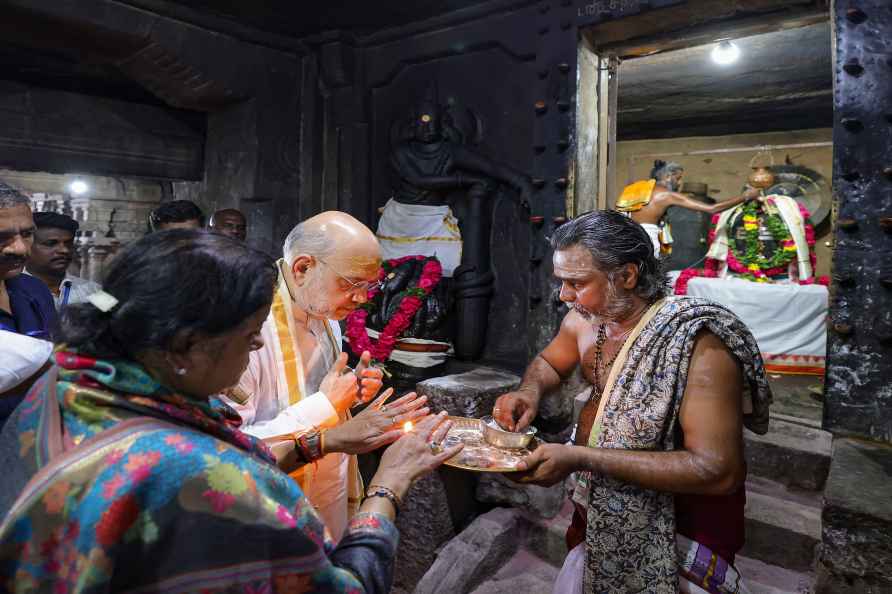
[85,242,116,283]
[817,438,892,593]
[391,366,519,593]
[817,2,892,591]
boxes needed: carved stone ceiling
[617,22,833,140]
[159,0,491,38]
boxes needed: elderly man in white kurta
[221,211,430,541]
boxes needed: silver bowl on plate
[480,415,537,449]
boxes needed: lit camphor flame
[403,421,414,433]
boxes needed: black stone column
[818,2,892,591]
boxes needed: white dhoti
[376,199,462,277]
[641,223,663,259]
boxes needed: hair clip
[87,290,119,313]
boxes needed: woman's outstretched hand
[370,412,463,500]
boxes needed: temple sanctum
[0,1,890,593]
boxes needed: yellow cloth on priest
[615,179,657,212]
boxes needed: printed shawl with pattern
[584,296,772,594]
[0,351,397,594]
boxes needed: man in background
[0,181,56,428]
[149,200,204,231]
[616,160,760,258]
[208,208,247,242]
[27,212,100,311]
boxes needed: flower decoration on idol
[345,255,443,364]
[726,199,797,283]
[675,198,829,295]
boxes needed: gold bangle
[319,429,326,456]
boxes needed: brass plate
[441,416,537,473]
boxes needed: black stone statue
[384,82,532,361]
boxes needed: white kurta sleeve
[221,347,339,440]
[242,391,339,439]
[0,331,53,392]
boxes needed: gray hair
[282,220,337,263]
[550,210,668,303]
[0,181,31,209]
[650,160,683,181]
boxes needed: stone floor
[766,373,824,424]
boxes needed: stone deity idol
[376,82,532,362]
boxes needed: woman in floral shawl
[0,229,460,593]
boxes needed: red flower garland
[675,200,829,294]
[345,256,443,362]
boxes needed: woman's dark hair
[60,230,277,358]
[148,200,205,231]
[550,210,668,302]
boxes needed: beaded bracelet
[293,430,325,464]
[365,484,402,513]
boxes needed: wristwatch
[365,484,401,514]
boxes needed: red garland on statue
[345,255,443,363]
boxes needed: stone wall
[0,169,163,243]
[0,80,205,181]
[3,0,305,258]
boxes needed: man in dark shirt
[0,181,57,428]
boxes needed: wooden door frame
[573,0,830,216]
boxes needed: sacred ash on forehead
[553,245,598,279]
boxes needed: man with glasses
[222,211,429,541]
[0,181,56,429]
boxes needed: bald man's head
[209,208,247,242]
[283,211,382,320]
[283,211,380,274]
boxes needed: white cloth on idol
[0,331,53,392]
[640,223,662,259]
[706,195,812,281]
[221,315,351,540]
[376,199,462,277]
[705,207,739,278]
[771,195,813,280]
[360,328,451,368]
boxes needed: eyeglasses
[317,258,382,294]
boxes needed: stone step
[815,438,892,593]
[521,500,573,568]
[745,415,832,492]
[743,477,822,573]
[736,555,815,594]
[469,549,558,594]
[413,507,524,594]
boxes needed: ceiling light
[711,41,740,65]
[69,180,88,196]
